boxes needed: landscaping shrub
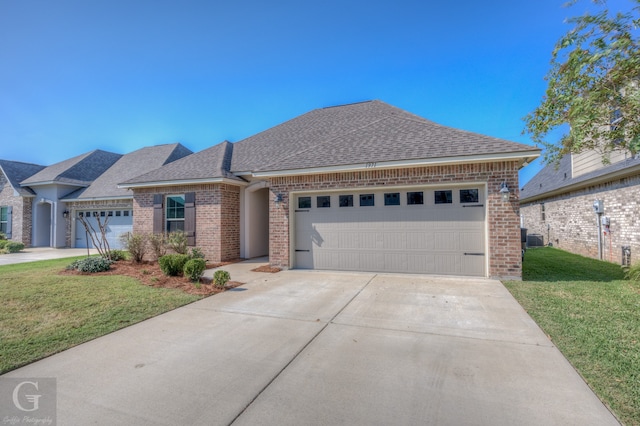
[3,242,24,253]
[626,262,640,283]
[120,233,147,263]
[149,233,166,260]
[108,249,128,261]
[67,257,112,273]
[213,270,230,288]
[167,231,188,254]
[189,247,205,260]
[159,254,190,276]
[0,232,6,240]
[0,240,7,249]
[183,258,206,283]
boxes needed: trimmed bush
[108,249,128,261]
[184,258,206,283]
[213,270,231,288]
[67,257,112,273]
[0,240,7,249]
[0,232,6,240]
[149,233,166,260]
[120,233,147,263]
[4,242,24,253]
[167,231,188,255]
[189,247,205,260]
[159,254,190,276]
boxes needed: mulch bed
[251,265,281,273]
[60,259,244,296]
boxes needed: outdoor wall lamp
[62,210,70,218]
[274,193,283,207]
[499,181,510,202]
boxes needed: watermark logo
[0,378,56,425]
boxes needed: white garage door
[293,186,486,276]
[75,209,133,250]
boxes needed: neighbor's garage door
[75,209,133,250]
[294,186,486,276]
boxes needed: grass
[504,247,640,426]
[0,257,201,374]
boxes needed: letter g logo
[12,381,41,412]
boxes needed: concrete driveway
[0,247,97,265]
[2,266,619,425]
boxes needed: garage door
[293,186,486,276]
[75,209,133,250]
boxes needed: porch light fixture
[274,193,284,207]
[499,181,510,202]
[62,210,70,218]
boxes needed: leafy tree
[524,0,640,164]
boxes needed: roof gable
[64,143,193,200]
[120,141,243,187]
[21,150,123,187]
[0,160,46,196]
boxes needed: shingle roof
[520,154,640,202]
[64,143,193,200]
[231,100,538,173]
[21,150,123,187]
[121,141,243,186]
[0,160,46,196]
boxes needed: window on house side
[0,207,7,235]
[166,195,185,232]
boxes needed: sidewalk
[0,247,97,266]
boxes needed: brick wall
[521,173,640,264]
[0,173,33,246]
[268,161,522,280]
[132,184,241,262]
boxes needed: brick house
[0,144,191,250]
[120,101,540,279]
[0,160,46,245]
[520,149,640,264]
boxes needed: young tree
[77,212,113,260]
[524,0,640,164]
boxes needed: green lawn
[0,257,201,374]
[504,247,640,426]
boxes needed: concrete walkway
[2,264,620,425]
[0,247,98,265]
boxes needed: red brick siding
[132,184,240,262]
[268,161,522,279]
[0,173,33,246]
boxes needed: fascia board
[251,150,541,178]
[520,163,640,204]
[118,177,248,189]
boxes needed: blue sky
[0,0,630,185]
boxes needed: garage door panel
[75,210,132,250]
[294,186,486,276]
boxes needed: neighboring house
[19,150,124,248]
[0,160,46,244]
[60,143,193,249]
[120,100,540,279]
[0,144,192,250]
[520,149,640,264]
